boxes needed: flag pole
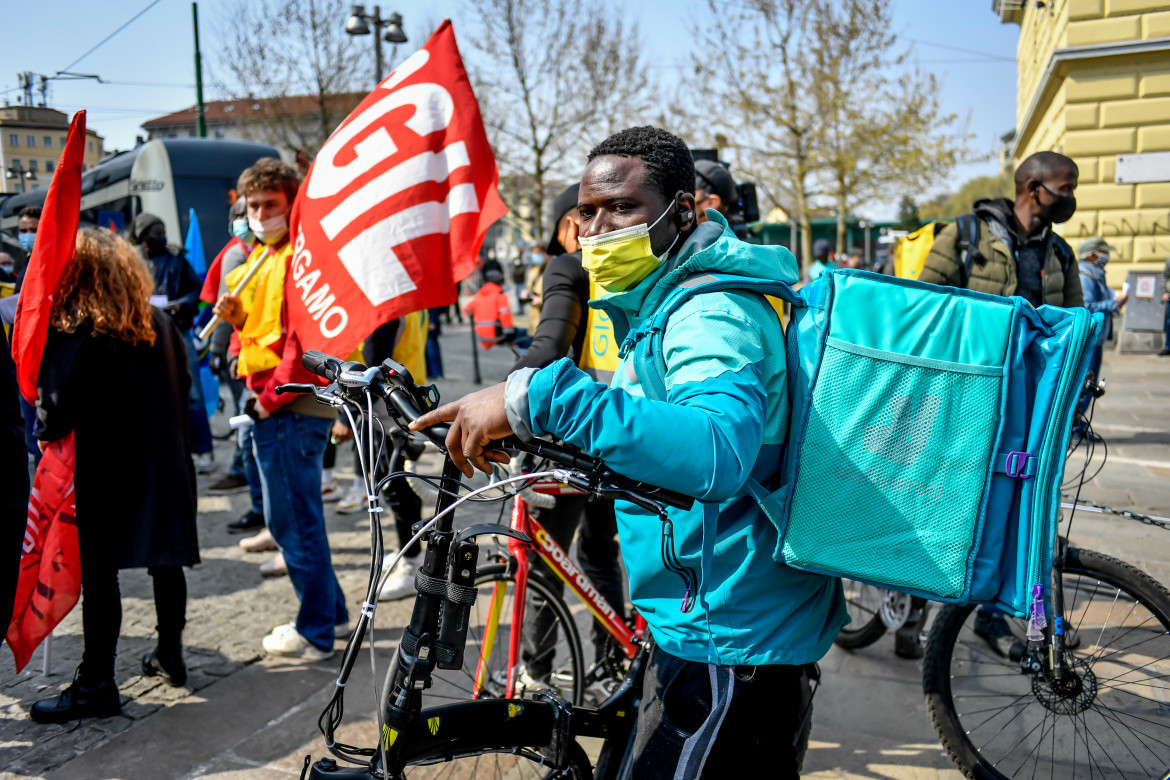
[196,256,267,341]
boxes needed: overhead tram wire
[58,0,165,74]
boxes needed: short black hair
[587,126,694,206]
[1015,152,1077,195]
[19,206,41,220]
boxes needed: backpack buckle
[1005,451,1034,479]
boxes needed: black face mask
[145,235,168,256]
[1035,183,1076,224]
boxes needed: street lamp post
[345,4,408,86]
[5,162,37,195]
[858,219,873,267]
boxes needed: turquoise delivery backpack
[627,268,1103,619]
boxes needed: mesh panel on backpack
[784,340,1001,599]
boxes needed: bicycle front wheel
[924,547,1170,779]
[425,563,586,708]
[401,738,593,779]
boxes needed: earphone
[672,190,695,226]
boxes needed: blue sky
[2,0,1018,218]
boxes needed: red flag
[199,236,248,304]
[287,21,506,357]
[12,111,86,404]
[6,434,79,671]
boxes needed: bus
[0,138,280,272]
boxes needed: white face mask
[248,213,288,245]
[0,262,13,275]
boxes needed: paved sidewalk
[1,328,1167,779]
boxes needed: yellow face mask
[579,203,680,292]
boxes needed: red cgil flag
[6,434,79,671]
[286,20,506,358]
[6,111,86,670]
[12,111,86,404]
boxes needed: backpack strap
[622,272,800,403]
[955,214,985,286]
[1050,233,1074,274]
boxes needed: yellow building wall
[1010,0,1170,286]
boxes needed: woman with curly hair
[30,229,199,724]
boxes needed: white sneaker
[193,452,214,474]
[321,475,341,502]
[336,488,368,514]
[378,553,423,601]
[262,622,334,661]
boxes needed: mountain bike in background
[923,380,1170,779]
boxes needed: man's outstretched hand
[410,382,514,477]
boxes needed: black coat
[0,327,29,635]
[511,252,588,372]
[147,249,203,331]
[36,308,199,569]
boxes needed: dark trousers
[1164,299,1170,349]
[384,436,423,558]
[630,643,812,780]
[78,556,187,686]
[525,495,624,674]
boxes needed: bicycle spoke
[1087,701,1161,775]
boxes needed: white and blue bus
[1,138,280,270]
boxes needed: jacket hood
[598,210,799,320]
[972,197,1017,231]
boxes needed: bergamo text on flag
[287,20,506,357]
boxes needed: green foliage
[896,196,923,231]
[920,171,1014,220]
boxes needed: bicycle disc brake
[879,591,912,630]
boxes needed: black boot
[30,672,121,724]
[141,647,187,687]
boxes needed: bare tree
[210,0,367,156]
[686,0,973,268]
[462,0,653,242]
[810,0,973,253]
[688,0,823,266]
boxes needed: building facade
[999,0,1170,283]
[142,95,362,163]
[0,106,105,195]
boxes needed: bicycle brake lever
[455,523,531,546]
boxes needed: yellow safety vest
[225,243,289,377]
[579,278,621,383]
[393,310,428,383]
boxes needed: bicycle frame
[472,491,642,699]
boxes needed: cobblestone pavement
[1,321,1167,779]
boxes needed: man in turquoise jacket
[413,126,845,778]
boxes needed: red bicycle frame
[472,490,646,698]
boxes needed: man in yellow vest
[212,158,347,662]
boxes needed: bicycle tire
[401,736,593,779]
[424,563,586,708]
[923,546,1170,779]
[834,580,893,650]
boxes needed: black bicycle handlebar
[291,351,695,512]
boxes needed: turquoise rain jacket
[505,211,847,666]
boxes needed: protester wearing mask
[30,230,198,722]
[693,159,738,223]
[920,151,1084,308]
[10,208,41,464]
[212,158,347,661]
[0,252,15,282]
[412,127,844,778]
[206,199,267,538]
[17,206,39,257]
[1078,237,1126,391]
[131,213,214,474]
